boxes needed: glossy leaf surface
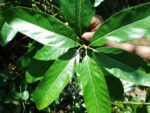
[0,22,17,45]
[61,0,94,36]
[79,54,111,113]
[90,2,150,46]
[33,50,77,109]
[3,7,79,47]
[95,0,104,7]
[93,47,150,86]
[34,46,68,61]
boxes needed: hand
[82,16,150,61]
[106,42,150,61]
[81,15,104,42]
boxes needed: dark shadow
[27,59,54,77]
[105,75,124,100]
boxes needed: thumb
[81,32,95,42]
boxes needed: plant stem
[112,101,150,105]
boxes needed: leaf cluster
[0,1,150,113]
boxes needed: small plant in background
[1,0,150,113]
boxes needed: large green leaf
[0,22,17,45]
[105,75,124,100]
[34,45,69,61]
[26,59,54,77]
[93,47,150,86]
[90,2,150,46]
[78,54,111,113]
[0,10,16,45]
[17,43,41,69]
[26,59,54,83]
[60,0,94,36]
[95,0,104,7]
[33,50,77,109]
[2,7,79,48]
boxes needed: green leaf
[17,42,42,69]
[26,59,54,83]
[26,71,42,83]
[3,7,79,47]
[78,54,111,113]
[33,50,77,109]
[105,75,124,100]
[60,0,95,36]
[90,2,150,46]
[147,106,150,113]
[0,22,17,45]
[34,45,68,61]
[26,59,54,77]
[93,47,150,86]
[95,0,104,7]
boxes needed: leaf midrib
[86,56,101,113]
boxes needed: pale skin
[81,16,150,61]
